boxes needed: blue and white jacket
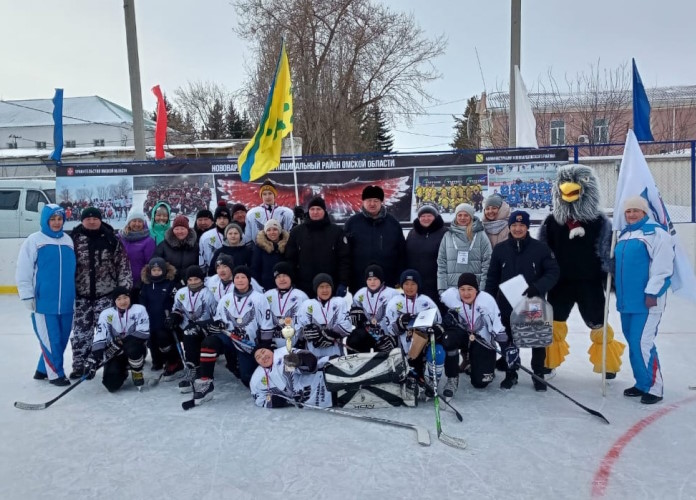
[15,204,76,315]
[615,216,674,313]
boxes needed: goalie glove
[396,313,415,332]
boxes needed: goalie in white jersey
[87,287,150,392]
[264,262,309,349]
[348,264,399,353]
[440,272,512,400]
[250,345,332,408]
[297,273,352,360]
[193,266,275,406]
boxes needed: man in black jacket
[485,210,560,391]
[344,185,406,292]
[285,196,350,298]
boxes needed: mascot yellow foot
[545,321,570,369]
[588,325,626,373]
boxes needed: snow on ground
[1,293,695,500]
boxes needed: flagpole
[601,230,617,396]
[290,131,299,206]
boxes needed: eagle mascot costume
[538,164,625,376]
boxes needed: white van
[0,179,56,237]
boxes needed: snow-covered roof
[0,96,155,128]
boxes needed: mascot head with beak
[552,164,603,226]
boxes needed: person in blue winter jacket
[16,204,76,386]
[615,196,674,405]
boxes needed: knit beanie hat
[457,272,479,290]
[185,265,204,281]
[484,194,504,209]
[264,219,282,232]
[196,209,214,222]
[230,203,247,216]
[364,264,385,283]
[362,185,385,201]
[313,273,334,293]
[308,196,327,211]
[399,269,422,289]
[224,222,244,240]
[233,265,252,282]
[112,286,131,304]
[623,196,650,214]
[148,257,167,271]
[172,214,189,229]
[214,201,231,220]
[215,254,234,271]
[454,203,475,219]
[508,210,530,228]
[417,203,439,218]
[273,261,294,280]
[259,180,278,198]
[81,206,102,221]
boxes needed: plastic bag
[510,296,553,348]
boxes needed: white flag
[514,65,538,148]
[613,129,696,302]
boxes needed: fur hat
[313,273,334,293]
[417,203,439,218]
[81,206,102,221]
[399,269,422,289]
[185,265,204,281]
[364,264,385,283]
[273,261,294,280]
[454,203,475,219]
[214,201,231,221]
[622,196,650,214]
[264,219,281,232]
[457,272,479,291]
[484,194,504,209]
[259,180,278,198]
[362,185,384,201]
[308,196,326,211]
[508,210,530,228]
[233,265,252,282]
[172,214,189,229]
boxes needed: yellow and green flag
[238,41,293,182]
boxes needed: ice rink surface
[1,293,695,500]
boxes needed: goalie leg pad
[336,383,417,409]
[324,348,407,392]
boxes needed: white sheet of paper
[499,274,529,308]
[412,308,438,329]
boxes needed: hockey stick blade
[15,376,85,410]
[438,431,468,449]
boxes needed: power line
[394,129,451,139]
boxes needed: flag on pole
[238,41,293,182]
[151,85,168,160]
[632,58,654,142]
[48,88,64,162]
[513,65,538,148]
[613,129,696,302]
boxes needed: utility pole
[509,0,521,147]
[123,0,146,160]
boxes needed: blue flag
[49,88,64,162]
[632,59,653,141]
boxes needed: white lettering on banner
[211,164,238,173]
[276,157,395,171]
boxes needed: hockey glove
[504,345,521,370]
[349,306,367,328]
[166,311,183,330]
[523,284,540,298]
[301,323,322,344]
[284,352,300,371]
[397,314,415,332]
[105,338,123,359]
[85,350,103,380]
[428,324,446,343]
[206,320,227,335]
[314,328,339,349]
[375,334,398,352]
[183,324,202,336]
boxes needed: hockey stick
[441,398,464,422]
[428,332,467,449]
[14,349,122,410]
[276,394,431,447]
[473,336,610,424]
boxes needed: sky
[1,0,695,152]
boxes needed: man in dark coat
[344,185,406,292]
[485,210,560,391]
[406,203,447,302]
[285,196,350,297]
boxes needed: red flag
[151,85,167,160]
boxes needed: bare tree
[58,187,71,204]
[173,81,231,140]
[234,0,446,155]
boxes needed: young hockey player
[199,202,232,273]
[249,345,332,408]
[86,287,150,391]
[205,254,236,304]
[348,264,399,353]
[264,262,309,349]
[193,266,275,405]
[168,265,217,393]
[297,273,353,359]
[244,179,294,244]
[139,257,182,380]
[440,273,513,399]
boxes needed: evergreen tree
[360,103,393,153]
[451,96,480,150]
[205,98,226,139]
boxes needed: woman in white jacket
[437,203,492,295]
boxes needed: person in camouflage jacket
[69,207,133,378]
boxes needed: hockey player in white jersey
[250,345,332,408]
[86,287,150,392]
[168,265,218,393]
[440,272,512,399]
[199,202,231,273]
[193,266,275,405]
[206,253,264,303]
[297,273,353,360]
[264,262,309,349]
[244,179,294,244]
[348,264,399,353]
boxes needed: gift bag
[510,296,553,348]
